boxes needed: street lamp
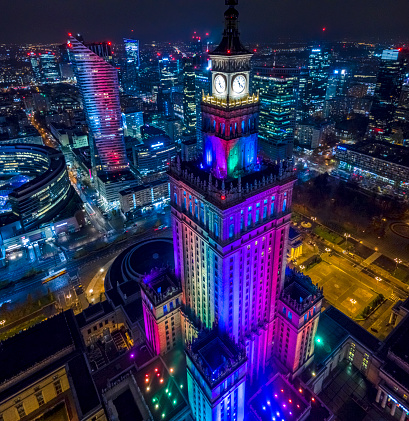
[325,247,331,253]
[350,298,357,316]
[394,258,402,273]
[300,265,305,270]
[344,233,350,248]
[311,217,317,222]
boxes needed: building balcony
[201,93,259,110]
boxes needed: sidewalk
[85,257,116,303]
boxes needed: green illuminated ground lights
[316,337,322,344]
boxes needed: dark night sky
[1,0,408,44]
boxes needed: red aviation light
[221,195,226,200]
[68,32,72,36]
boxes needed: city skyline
[1,0,409,44]
[0,0,409,419]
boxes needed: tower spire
[212,0,249,55]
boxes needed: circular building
[0,144,73,230]
[105,238,174,290]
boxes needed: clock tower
[169,1,296,419]
[202,0,259,179]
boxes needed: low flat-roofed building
[248,373,313,421]
[0,311,104,421]
[96,170,139,208]
[336,142,409,196]
[119,179,170,214]
[72,131,88,149]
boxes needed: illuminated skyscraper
[169,3,297,418]
[68,35,128,174]
[369,49,405,140]
[195,66,211,154]
[39,52,60,83]
[123,38,140,93]
[253,67,297,161]
[308,48,330,116]
[183,59,197,135]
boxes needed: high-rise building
[123,38,140,93]
[68,35,128,174]
[195,64,212,155]
[308,48,330,116]
[297,66,311,122]
[253,67,297,161]
[39,52,60,83]
[369,49,406,140]
[169,3,299,418]
[324,68,350,118]
[123,111,144,139]
[183,59,197,135]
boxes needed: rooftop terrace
[169,157,295,210]
[186,330,246,388]
[141,271,181,306]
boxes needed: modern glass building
[123,38,140,93]
[0,144,72,230]
[183,59,197,135]
[68,35,128,174]
[308,48,330,116]
[253,67,297,161]
[39,53,60,83]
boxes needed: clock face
[214,74,226,94]
[232,74,246,94]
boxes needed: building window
[15,403,25,419]
[54,379,63,395]
[348,343,356,362]
[229,223,234,239]
[247,207,252,227]
[282,307,286,316]
[288,311,292,320]
[35,391,45,406]
[271,196,275,215]
[362,353,369,371]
